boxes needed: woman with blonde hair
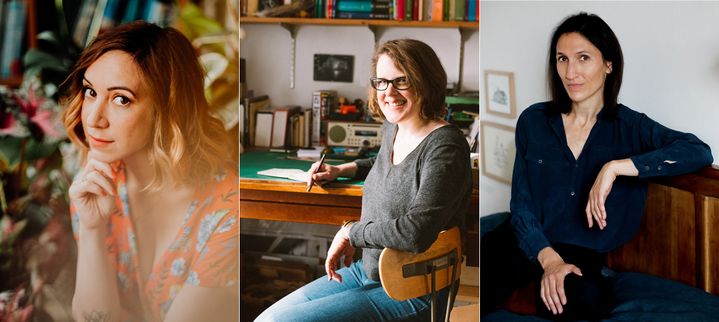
[62,21,237,322]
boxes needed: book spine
[404,0,412,20]
[336,11,391,19]
[121,0,141,23]
[430,0,442,21]
[337,1,391,12]
[454,0,465,21]
[417,0,423,20]
[1,0,27,78]
[396,0,404,20]
[303,109,312,148]
[312,92,321,146]
[73,0,97,47]
[412,0,418,20]
[248,0,259,15]
[466,0,476,21]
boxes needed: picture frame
[484,70,516,119]
[481,121,516,184]
[313,54,354,82]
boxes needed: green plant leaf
[23,49,65,70]
[37,30,62,47]
[0,138,24,171]
[25,140,60,162]
[179,2,224,39]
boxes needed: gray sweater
[348,121,473,281]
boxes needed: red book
[412,0,419,20]
[396,0,405,20]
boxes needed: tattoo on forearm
[83,311,111,322]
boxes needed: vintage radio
[326,121,383,147]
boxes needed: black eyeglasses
[370,76,410,91]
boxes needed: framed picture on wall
[313,54,354,82]
[484,70,516,119]
[481,121,516,184]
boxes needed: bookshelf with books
[243,0,479,23]
[240,16,478,29]
[0,0,37,88]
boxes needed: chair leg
[444,258,459,322]
[431,267,437,322]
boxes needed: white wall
[239,20,479,108]
[481,1,719,216]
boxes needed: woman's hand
[324,225,355,283]
[585,163,616,230]
[307,162,341,188]
[538,247,583,315]
[585,159,639,230]
[68,158,116,230]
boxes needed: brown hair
[61,21,232,190]
[368,39,447,121]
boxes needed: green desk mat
[239,150,362,185]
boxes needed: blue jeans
[254,260,450,322]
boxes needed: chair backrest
[378,227,462,301]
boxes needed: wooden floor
[451,284,479,321]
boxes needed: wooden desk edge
[240,178,363,196]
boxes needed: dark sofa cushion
[482,271,719,321]
[481,213,719,321]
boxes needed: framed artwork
[484,70,516,119]
[481,121,516,184]
[313,54,354,82]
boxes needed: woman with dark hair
[63,21,237,321]
[481,12,712,320]
[254,39,472,321]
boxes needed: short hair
[368,39,447,121]
[61,21,232,190]
[548,12,624,116]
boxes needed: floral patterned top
[71,163,238,321]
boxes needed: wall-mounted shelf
[241,16,479,30]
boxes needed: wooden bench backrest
[608,165,719,295]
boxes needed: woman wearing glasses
[255,39,473,321]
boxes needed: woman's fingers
[86,158,114,179]
[549,275,562,314]
[85,170,115,196]
[585,203,594,228]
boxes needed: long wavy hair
[61,21,232,190]
[368,39,447,121]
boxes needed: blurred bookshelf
[241,16,478,29]
[0,0,38,87]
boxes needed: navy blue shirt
[510,102,713,261]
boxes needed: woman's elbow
[405,231,438,253]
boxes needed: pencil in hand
[307,153,326,192]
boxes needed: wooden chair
[378,227,462,322]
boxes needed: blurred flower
[0,78,66,145]
[1,75,74,322]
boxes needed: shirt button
[644,165,650,171]
[570,191,575,196]
[538,159,543,164]
[575,164,579,168]
[657,165,662,171]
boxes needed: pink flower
[0,108,28,138]
[13,88,63,141]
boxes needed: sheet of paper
[257,168,309,182]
